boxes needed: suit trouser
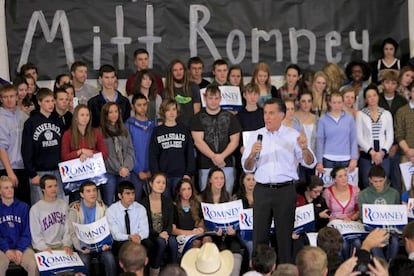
[253,183,296,263]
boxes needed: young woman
[149,99,195,198]
[61,104,108,202]
[131,69,162,121]
[316,92,358,174]
[322,62,346,93]
[356,84,393,189]
[100,102,135,206]
[282,99,302,132]
[53,73,71,92]
[295,91,317,182]
[375,37,400,83]
[250,62,279,107]
[278,64,302,103]
[201,167,243,276]
[227,65,244,90]
[322,166,361,259]
[172,179,205,248]
[397,66,414,100]
[311,71,330,117]
[12,76,30,115]
[140,173,178,276]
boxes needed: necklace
[134,119,152,131]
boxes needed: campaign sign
[294,204,315,234]
[72,217,113,253]
[176,231,217,255]
[201,200,243,232]
[242,131,256,148]
[362,204,407,233]
[328,219,366,240]
[35,251,86,276]
[239,208,254,241]
[59,153,107,192]
[407,198,414,221]
[200,86,243,111]
[317,167,359,187]
[400,161,414,192]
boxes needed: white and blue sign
[200,86,243,111]
[294,204,315,234]
[317,167,359,187]
[35,251,86,276]
[72,217,113,253]
[362,204,407,233]
[328,219,367,240]
[201,200,243,232]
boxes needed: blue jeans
[358,157,390,189]
[31,170,65,205]
[389,152,402,194]
[102,173,132,206]
[150,236,178,269]
[77,250,117,276]
[323,158,350,169]
[129,173,145,202]
[342,237,361,260]
[198,167,235,193]
[371,232,399,261]
[164,176,182,199]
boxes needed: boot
[150,267,160,276]
[231,253,243,276]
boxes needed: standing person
[0,176,38,276]
[70,61,97,105]
[294,91,317,182]
[323,62,347,93]
[342,60,371,110]
[149,99,195,198]
[191,85,241,193]
[397,66,414,100]
[125,48,164,96]
[130,69,162,121]
[242,98,316,263]
[125,93,156,201]
[88,64,131,127]
[250,62,279,107]
[21,88,65,205]
[61,104,108,203]
[356,84,393,189]
[164,59,201,127]
[373,37,401,84]
[0,84,30,205]
[53,74,71,93]
[228,65,244,91]
[278,64,302,103]
[100,102,135,206]
[341,86,358,118]
[316,92,358,174]
[236,83,264,132]
[141,173,178,276]
[187,56,210,89]
[311,71,330,117]
[29,174,73,254]
[210,59,230,86]
[68,181,117,276]
[12,76,29,114]
[282,99,302,132]
[54,88,72,131]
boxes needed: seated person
[0,176,38,276]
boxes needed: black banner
[5,0,409,80]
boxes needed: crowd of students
[1,37,414,275]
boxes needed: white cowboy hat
[181,242,234,276]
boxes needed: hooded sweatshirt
[21,110,63,178]
[358,180,400,216]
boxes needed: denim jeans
[322,158,350,169]
[164,176,183,199]
[102,173,132,206]
[149,236,178,269]
[129,173,145,202]
[358,157,390,189]
[77,250,117,276]
[342,237,361,260]
[371,232,399,261]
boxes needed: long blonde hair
[250,62,272,90]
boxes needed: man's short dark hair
[119,241,147,272]
[403,221,414,240]
[79,180,97,194]
[133,48,149,58]
[20,62,38,75]
[98,64,117,77]
[251,244,276,274]
[188,56,204,68]
[70,61,87,73]
[117,181,135,195]
[131,92,148,105]
[263,98,286,114]
[212,59,228,70]
[368,165,386,178]
[36,88,54,102]
[39,174,57,190]
[0,84,17,96]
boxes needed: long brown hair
[70,104,96,149]
[165,59,191,99]
[174,179,202,227]
[201,167,230,203]
[100,102,128,138]
[131,69,157,101]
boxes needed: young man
[296,246,328,276]
[68,181,116,276]
[0,176,38,276]
[21,88,65,205]
[243,244,276,276]
[105,181,150,256]
[0,84,30,205]
[236,83,265,132]
[118,241,148,276]
[125,48,164,96]
[29,174,72,254]
[395,84,414,166]
[187,56,210,89]
[164,60,201,127]
[88,64,131,127]
[358,165,400,261]
[20,63,40,94]
[191,85,241,193]
[211,59,230,86]
[378,69,408,194]
[125,93,156,201]
[53,88,72,131]
[70,61,97,105]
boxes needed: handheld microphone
[255,134,263,160]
